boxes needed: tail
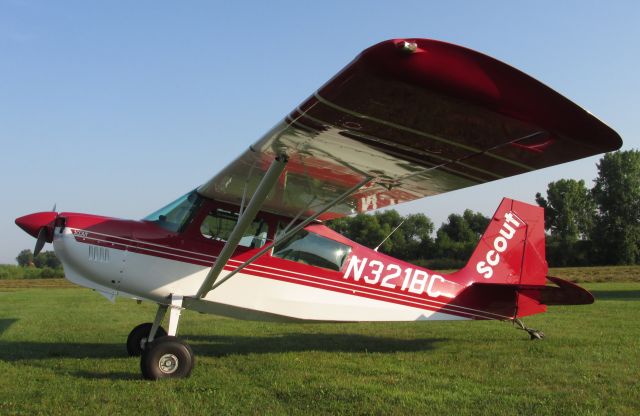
[456,198,593,319]
[467,198,547,287]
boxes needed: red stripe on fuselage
[68,229,508,320]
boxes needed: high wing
[198,38,622,220]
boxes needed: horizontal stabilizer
[540,276,594,305]
[466,275,594,319]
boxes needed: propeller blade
[52,203,57,212]
[34,227,47,256]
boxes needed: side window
[200,209,268,248]
[272,229,352,271]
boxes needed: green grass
[0,283,639,415]
[548,265,640,283]
[0,264,65,280]
[0,278,74,290]
[432,265,640,283]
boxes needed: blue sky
[1,1,639,264]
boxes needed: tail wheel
[126,322,167,356]
[140,336,194,380]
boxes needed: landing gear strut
[513,318,545,340]
[129,294,195,379]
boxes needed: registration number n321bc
[343,256,455,298]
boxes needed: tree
[535,179,597,266]
[371,210,404,254]
[401,213,435,257]
[16,249,62,269]
[461,209,490,236]
[591,150,640,264]
[535,179,595,243]
[433,209,490,265]
[16,249,34,267]
[326,209,434,261]
[33,251,62,269]
[327,212,388,253]
[383,213,434,260]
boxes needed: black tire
[126,322,167,356]
[140,336,195,380]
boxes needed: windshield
[143,190,202,232]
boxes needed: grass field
[548,265,640,283]
[0,282,638,415]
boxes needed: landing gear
[140,336,194,379]
[513,318,545,340]
[126,322,167,356]
[129,294,194,379]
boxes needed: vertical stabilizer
[466,198,547,287]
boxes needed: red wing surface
[199,38,621,220]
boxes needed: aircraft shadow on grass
[185,333,444,357]
[0,340,124,360]
[0,333,443,361]
[71,334,444,380]
[0,319,18,337]
[0,332,444,380]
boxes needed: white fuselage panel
[53,228,468,322]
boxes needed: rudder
[465,198,547,287]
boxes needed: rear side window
[200,209,268,248]
[272,230,351,271]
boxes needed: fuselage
[17,192,558,323]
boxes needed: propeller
[33,203,57,257]
[34,227,47,256]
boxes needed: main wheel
[126,322,167,356]
[140,336,194,380]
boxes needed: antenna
[374,220,405,252]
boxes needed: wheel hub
[158,353,179,374]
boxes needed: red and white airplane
[16,39,621,379]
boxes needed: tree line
[327,149,640,268]
[8,249,64,279]
[16,249,62,269]
[536,150,640,266]
[328,208,489,269]
[13,150,639,273]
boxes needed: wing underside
[198,39,621,220]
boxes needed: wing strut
[196,154,288,298]
[199,175,372,297]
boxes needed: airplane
[15,39,622,380]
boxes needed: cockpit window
[272,230,351,271]
[143,190,202,233]
[200,209,268,248]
